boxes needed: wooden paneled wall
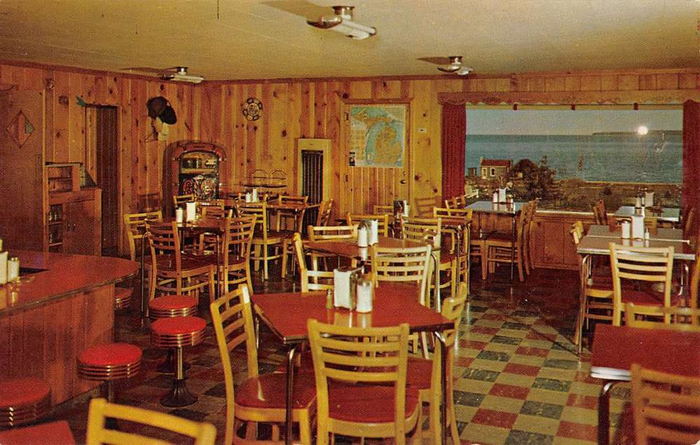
[1,63,699,254]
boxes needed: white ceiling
[0,0,698,81]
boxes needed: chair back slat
[123,210,163,261]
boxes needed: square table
[253,282,453,444]
[614,205,680,224]
[590,324,700,444]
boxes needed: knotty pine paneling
[2,62,700,258]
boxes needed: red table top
[253,283,451,344]
[591,324,700,380]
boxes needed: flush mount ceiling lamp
[307,6,376,40]
[161,66,204,84]
[437,56,473,76]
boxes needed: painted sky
[466,109,682,135]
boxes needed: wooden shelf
[46,164,80,192]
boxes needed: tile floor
[48,266,634,444]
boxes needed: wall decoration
[242,97,263,121]
[347,104,407,168]
[5,110,34,147]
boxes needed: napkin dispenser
[620,220,631,239]
[498,188,508,203]
[186,202,197,222]
[333,267,361,310]
[644,191,654,207]
[367,219,379,245]
[631,214,645,239]
[357,222,369,247]
[356,277,373,313]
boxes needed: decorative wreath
[242,97,263,121]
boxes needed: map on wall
[348,104,406,168]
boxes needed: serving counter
[0,250,138,405]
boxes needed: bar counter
[0,250,137,315]
[0,251,138,405]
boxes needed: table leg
[140,235,149,320]
[574,255,591,354]
[435,332,448,445]
[284,345,297,445]
[510,214,516,281]
[598,380,617,445]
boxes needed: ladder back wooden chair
[146,221,216,302]
[210,286,315,444]
[625,302,700,330]
[85,398,216,445]
[307,319,420,445]
[347,213,390,237]
[236,202,284,280]
[609,243,675,326]
[293,232,334,292]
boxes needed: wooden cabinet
[531,211,596,270]
[48,189,102,255]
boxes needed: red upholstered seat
[151,316,206,336]
[78,343,142,367]
[149,295,197,311]
[236,372,316,410]
[0,420,75,445]
[621,289,665,306]
[328,384,420,423]
[0,378,50,408]
[406,356,432,390]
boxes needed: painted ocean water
[466,133,682,183]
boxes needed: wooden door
[63,191,102,255]
[0,90,45,250]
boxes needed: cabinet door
[63,196,101,255]
[0,90,45,250]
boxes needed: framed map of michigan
[347,104,407,168]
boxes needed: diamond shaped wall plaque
[5,110,34,148]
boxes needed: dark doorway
[93,106,119,256]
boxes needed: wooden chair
[173,193,195,210]
[630,364,700,445]
[146,221,216,302]
[85,398,216,445]
[373,204,394,215]
[210,286,315,445]
[592,199,608,225]
[123,210,163,261]
[197,204,230,253]
[433,207,472,253]
[293,232,334,292]
[483,202,529,282]
[625,302,700,330]
[402,217,453,307]
[307,319,420,445]
[275,194,308,231]
[315,199,334,226]
[347,213,389,237]
[370,243,432,357]
[236,202,283,280]
[609,243,675,326]
[307,224,358,270]
[570,221,614,352]
[524,199,538,274]
[444,195,466,209]
[407,282,467,445]
[220,216,256,294]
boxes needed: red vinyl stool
[0,420,75,444]
[0,378,51,428]
[151,316,206,407]
[113,287,133,311]
[77,343,142,403]
[149,295,198,373]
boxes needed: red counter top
[0,250,138,316]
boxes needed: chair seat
[78,343,142,368]
[621,289,666,305]
[151,316,206,336]
[149,295,198,312]
[328,384,420,423]
[0,378,50,409]
[235,372,316,410]
[406,356,432,390]
[154,255,212,272]
[0,420,75,445]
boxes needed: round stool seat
[151,316,206,348]
[149,295,198,319]
[0,378,51,428]
[78,343,142,381]
[114,287,133,310]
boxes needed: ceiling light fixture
[162,66,204,84]
[307,6,376,40]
